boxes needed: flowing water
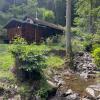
[60,52,100,96]
[62,74,99,96]
[51,69,100,99]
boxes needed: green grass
[0,44,64,100]
[46,56,64,68]
[48,45,65,50]
[0,44,64,81]
[0,53,14,70]
[0,44,14,80]
[0,44,8,53]
[0,70,14,80]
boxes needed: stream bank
[46,52,100,100]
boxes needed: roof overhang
[4,18,64,35]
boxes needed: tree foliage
[10,37,50,72]
[0,0,55,25]
[92,48,100,67]
[75,0,100,34]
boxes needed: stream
[48,52,100,100]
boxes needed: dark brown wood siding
[22,24,41,43]
[7,24,47,43]
[7,27,22,41]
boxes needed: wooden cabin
[4,16,64,43]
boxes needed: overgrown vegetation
[0,0,99,99]
[10,44,49,73]
[9,37,65,99]
[9,37,65,77]
[92,48,100,68]
[0,37,65,99]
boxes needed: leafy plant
[92,34,100,50]
[10,44,50,72]
[92,47,100,67]
[12,35,27,45]
[36,79,52,100]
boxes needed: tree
[75,0,100,34]
[37,0,66,25]
[38,8,55,22]
[66,0,73,69]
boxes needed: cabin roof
[27,17,64,31]
[4,17,64,33]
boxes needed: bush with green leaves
[9,37,50,73]
[72,39,85,53]
[12,35,27,45]
[92,34,100,50]
[10,44,50,72]
[71,27,96,52]
[92,47,100,67]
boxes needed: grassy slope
[0,44,65,99]
[0,44,65,81]
[46,56,64,68]
[0,44,14,80]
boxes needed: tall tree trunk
[66,0,73,69]
[88,0,93,33]
[88,0,95,34]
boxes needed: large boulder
[86,84,100,99]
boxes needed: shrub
[92,47,100,67]
[92,43,100,50]
[12,36,27,45]
[36,79,51,99]
[71,28,94,52]
[9,37,51,81]
[92,34,100,50]
[10,44,50,72]
[72,39,85,52]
